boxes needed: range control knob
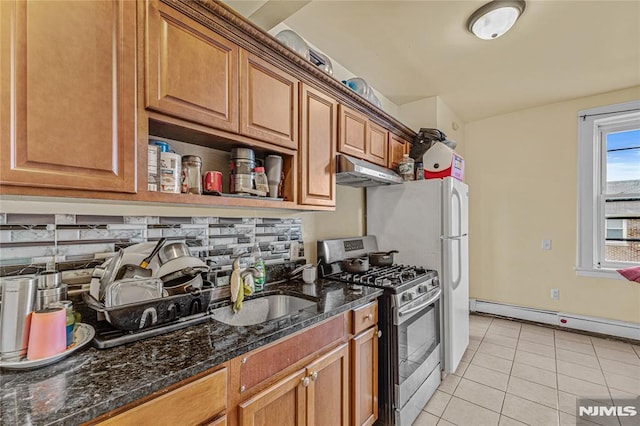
[402,292,415,302]
[417,285,429,293]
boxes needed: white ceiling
[225,0,640,123]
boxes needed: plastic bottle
[254,166,269,196]
[251,242,266,291]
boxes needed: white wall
[465,86,640,324]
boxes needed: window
[577,100,640,278]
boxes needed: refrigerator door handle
[452,240,462,290]
[441,234,468,240]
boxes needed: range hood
[336,154,403,187]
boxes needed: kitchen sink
[209,295,317,326]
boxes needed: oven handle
[397,288,442,319]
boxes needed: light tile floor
[414,314,640,426]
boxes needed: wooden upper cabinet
[388,133,410,171]
[0,0,136,193]
[338,105,367,158]
[299,84,336,207]
[366,121,388,167]
[338,104,389,167]
[240,50,298,150]
[144,0,238,132]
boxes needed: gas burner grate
[328,265,435,290]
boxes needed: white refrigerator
[367,177,469,375]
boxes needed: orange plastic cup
[27,308,66,360]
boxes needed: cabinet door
[240,50,298,150]
[97,367,227,425]
[351,327,378,426]
[145,0,238,132]
[239,369,307,426]
[388,134,410,171]
[306,343,350,426]
[0,0,136,193]
[366,122,388,167]
[299,84,336,207]
[338,105,367,159]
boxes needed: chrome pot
[342,256,369,273]
[368,250,399,267]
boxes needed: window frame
[576,100,640,279]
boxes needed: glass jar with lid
[397,154,415,182]
[181,155,202,195]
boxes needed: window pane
[605,129,640,192]
[604,200,640,264]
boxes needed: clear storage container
[398,154,415,182]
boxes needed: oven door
[394,288,442,410]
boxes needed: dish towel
[616,265,640,283]
[232,273,255,313]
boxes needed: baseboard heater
[470,299,640,341]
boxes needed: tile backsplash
[0,213,304,273]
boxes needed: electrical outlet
[542,239,552,250]
[551,288,560,300]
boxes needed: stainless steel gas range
[318,236,442,426]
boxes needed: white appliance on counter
[367,177,469,375]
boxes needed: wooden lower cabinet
[208,416,228,426]
[238,369,307,426]
[351,327,379,426]
[92,366,227,426]
[238,343,349,426]
[306,343,350,426]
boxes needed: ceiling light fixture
[466,0,526,40]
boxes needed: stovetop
[326,264,437,293]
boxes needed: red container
[203,171,223,194]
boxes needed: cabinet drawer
[97,367,227,425]
[352,301,378,335]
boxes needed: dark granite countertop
[0,279,382,425]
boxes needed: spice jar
[181,155,202,195]
[398,154,415,182]
[415,162,425,180]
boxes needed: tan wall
[465,86,640,323]
[0,185,365,266]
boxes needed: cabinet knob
[367,313,373,321]
[301,377,310,387]
[310,371,318,381]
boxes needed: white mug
[302,267,316,284]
